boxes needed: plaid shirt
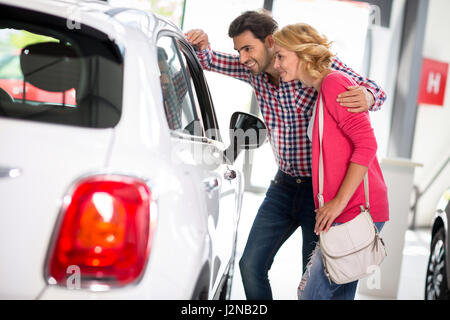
[162,70,187,130]
[197,46,386,177]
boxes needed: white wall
[368,0,406,159]
[411,0,450,227]
[273,0,370,74]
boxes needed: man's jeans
[299,222,385,300]
[239,170,318,300]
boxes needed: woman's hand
[314,197,347,235]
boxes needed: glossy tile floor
[230,192,431,300]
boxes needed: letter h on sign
[418,58,449,106]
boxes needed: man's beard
[251,48,272,75]
[248,58,269,75]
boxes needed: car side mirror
[224,111,267,164]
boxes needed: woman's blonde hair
[273,23,334,79]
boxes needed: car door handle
[203,177,220,193]
[224,169,237,181]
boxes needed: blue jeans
[298,222,385,300]
[239,170,318,300]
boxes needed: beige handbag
[316,95,387,285]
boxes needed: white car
[0,0,266,299]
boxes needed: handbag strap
[317,94,370,209]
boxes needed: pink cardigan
[311,71,389,223]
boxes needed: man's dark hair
[228,10,278,42]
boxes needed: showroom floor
[230,192,431,300]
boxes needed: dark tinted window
[0,13,123,128]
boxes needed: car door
[156,33,241,298]
[179,40,244,298]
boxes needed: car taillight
[47,175,155,288]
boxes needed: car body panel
[0,119,113,299]
[0,0,244,299]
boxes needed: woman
[273,23,389,300]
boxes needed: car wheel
[425,227,450,300]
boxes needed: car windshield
[0,20,124,128]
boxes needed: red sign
[418,58,448,106]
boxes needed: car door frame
[177,39,243,298]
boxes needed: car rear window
[0,6,124,128]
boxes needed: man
[186,11,386,300]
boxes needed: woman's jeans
[239,170,318,300]
[299,222,385,300]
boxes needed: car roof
[0,0,181,43]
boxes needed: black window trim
[171,37,207,136]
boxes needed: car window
[157,36,204,137]
[178,42,222,142]
[0,30,77,107]
[0,16,123,128]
